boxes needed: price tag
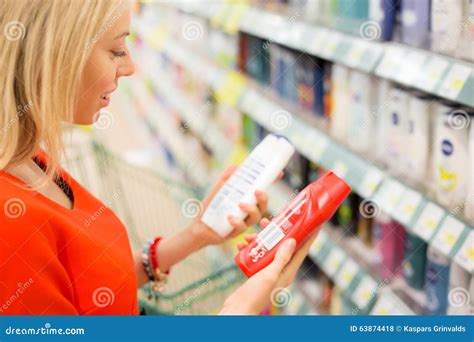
[413,203,445,241]
[374,179,405,214]
[323,32,342,59]
[223,4,248,34]
[345,41,366,68]
[454,231,474,273]
[438,64,472,100]
[310,229,329,257]
[358,168,384,198]
[210,3,231,29]
[432,216,466,257]
[308,134,329,163]
[352,276,378,309]
[332,160,348,179]
[370,292,413,315]
[324,248,345,277]
[393,188,423,226]
[335,260,359,289]
[415,56,450,92]
[396,51,426,85]
[376,46,403,78]
[311,28,329,56]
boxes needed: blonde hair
[0,0,129,185]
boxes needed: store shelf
[134,21,473,277]
[168,1,474,107]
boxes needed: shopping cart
[63,133,245,315]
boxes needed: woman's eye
[111,50,127,58]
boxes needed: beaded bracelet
[141,237,169,294]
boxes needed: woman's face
[75,8,135,124]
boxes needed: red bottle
[235,171,351,277]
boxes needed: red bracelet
[149,236,170,276]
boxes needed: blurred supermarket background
[65,0,474,315]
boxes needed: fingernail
[228,215,235,222]
[239,203,247,209]
[255,190,263,196]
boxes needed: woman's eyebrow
[113,31,129,39]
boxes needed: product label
[252,193,309,262]
[209,156,266,213]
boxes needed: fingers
[260,218,271,229]
[240,203,262,226]
[245,234,257,242]
[254,190,268,214]
[266,238,296,274]
[227,215,248,237]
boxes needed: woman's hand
[219,219,320,315]
[190,165,282,247]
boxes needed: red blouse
[0,152,139,315]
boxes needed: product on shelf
[330,192,359,237]
[246,35,271,85]
[400,0,431,48]
[296,54,318,113]
[202,134,295,237]
[368,0,398,41]
[431,0,464,56]
[235,171,351,277]
[424,246,450,315]
[374,78,392,165]
[273,45,299,104]
[356,198,374,247]
[386,87,409,175]
[348,70,376,153]
[447,262,473,315]
[403,232,428,290]
[404,91,433,189]
[283,152,308,191]
[432,103,469,212]
[373,213,406,280]
[329,64,350,142]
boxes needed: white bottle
[348,70,375,153]
[330,64,350,143]
[202,134,295,237]
[386,87,409,175]
[432,103,469,212]
[404,92,433,189]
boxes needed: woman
[0,0,318,315]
